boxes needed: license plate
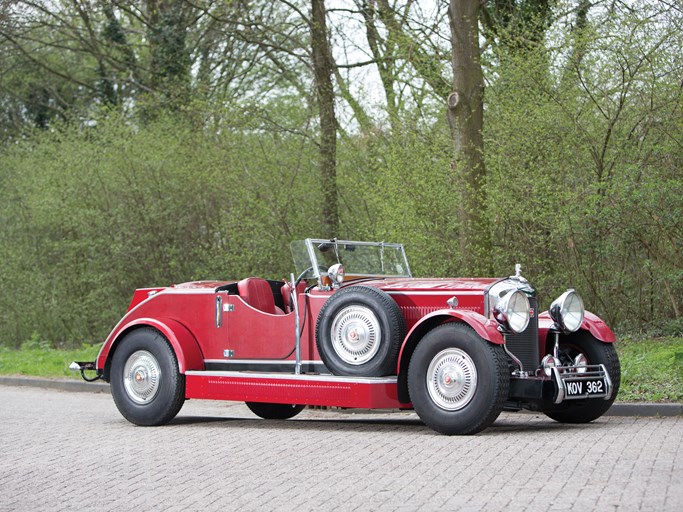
[565,378,607,398]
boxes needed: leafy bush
[0,111,321,347]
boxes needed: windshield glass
[290,239,412,279]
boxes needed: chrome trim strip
[164,288,221,295]
[204,359,322,365]
[602,363,614,400]
[186,370,398,385]
[386,291,483,296]
[291,272,302,375]
[553,367,565,404]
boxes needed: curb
[607,402,683,417]
[0,375,110,394]
[1,376,681,417]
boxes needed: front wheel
[246,402,305,419]
[543,332,621,423]
[408,323,510,435]
[110,328,185,426]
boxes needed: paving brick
[0,386,681,511]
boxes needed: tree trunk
[146,0,191,105]
[447,0,491,275]
[311,0,338,237]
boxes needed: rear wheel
[543,332,620,423]
[408,323,509,435]
[110,328,185,426]
[246,402,305,419]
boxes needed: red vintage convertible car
[73,238,620,435]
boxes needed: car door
[223,293,296,360]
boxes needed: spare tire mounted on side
[315,285,406,377]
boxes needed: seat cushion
[237,278,276,314]
[281,281,307,312]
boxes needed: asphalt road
[0,386,681,512]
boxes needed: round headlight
[493,290,530,334]
[327,263,345,286]
[549,289,584,333]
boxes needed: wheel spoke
[426,348,477,411]
[122,350,161,404]
[330,305,381,365]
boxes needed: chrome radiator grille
[505,297,540,372]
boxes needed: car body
[74,238,620,435]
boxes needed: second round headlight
[549,289,584,333]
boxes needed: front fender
[98,317,205,380]
[396,309,502,387]
[394,309,503,404]
[538,310,616,344]
[580,311,616,342]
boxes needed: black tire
[246,402,305,419]
[543,332,621,423]
[110,328,186,426]
[315,285,406,376]
[408,323,509,435]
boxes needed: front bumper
[508,364,613,407]
[551,364,613,404]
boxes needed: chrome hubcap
[123,350,161,404]
[427,348,477,411]
[330,305,381,365]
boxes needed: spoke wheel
[426,348,478,411]
[316,285,405,376]
[330,305,381,365]
[122,350,161,404]
[408,323,509,435]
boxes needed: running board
[185,371,405,409]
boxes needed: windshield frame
[291,239,412,283]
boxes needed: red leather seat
[237,278,278,314]
[281,281,306,312]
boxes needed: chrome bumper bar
[552,364,613,404]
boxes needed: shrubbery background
[1,1,681,347]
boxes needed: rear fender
[395,309,503,404]
[100,318,204,381]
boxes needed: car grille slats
[505,297,540,372]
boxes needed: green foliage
[484,4,683,325]
[0,344,100,379]
[0,0,680,349]
[339,123,463,276]
[0,110,321,348]
[617,337,683,402]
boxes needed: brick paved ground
[0,386,681,511]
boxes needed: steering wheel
[295,265,329,287]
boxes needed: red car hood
[357,277,498,293]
